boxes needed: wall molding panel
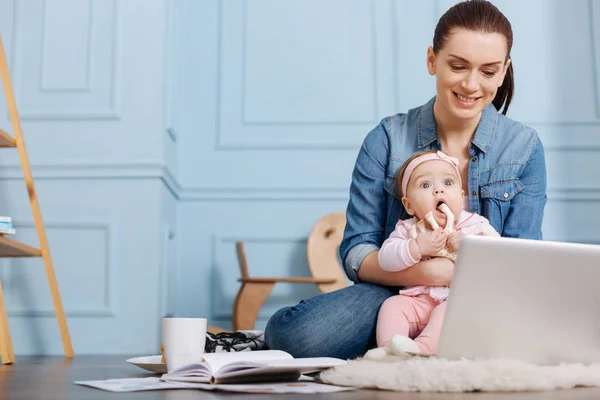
[40,0,93,93]
[2,221,114,318]
[11,0,121,120]
[215,0,396,150]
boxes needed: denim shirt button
[472,157,477,162]
[504,192,509,198]
[471,190,477,196]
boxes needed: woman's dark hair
[433,0,514,115]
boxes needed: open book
[160,350,346,385]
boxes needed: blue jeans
[264,283,398,359]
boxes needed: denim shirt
[340,96,548,283]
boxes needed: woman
[265,0,547,360]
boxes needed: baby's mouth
[434,201,448,221]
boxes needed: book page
[203,350,293,375]
[170,369,302,385]
[162,362,212,382]
[217,357,347,380]
[264,357,347,368]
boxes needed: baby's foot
[389,334,420,355]
[363,345,391,360]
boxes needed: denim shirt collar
[417,96,498,153]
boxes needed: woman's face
[427,29,510,121]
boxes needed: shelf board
[0,236,41,257]
[0,128,15,148]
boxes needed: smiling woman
[264,0,548,360]
[431,0,514,117]
[429,30,511,125]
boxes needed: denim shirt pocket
[480,179,524,234]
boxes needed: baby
[365,150,499,359]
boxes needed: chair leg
[233,282,275,331]
[0,278,15,364]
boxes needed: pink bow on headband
[435,151,459,167]
[400,151,462,196]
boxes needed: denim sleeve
[339,121,389,283]
[502,133,548,240]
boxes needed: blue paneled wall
[0,0,174,355]
[0,0,597,355]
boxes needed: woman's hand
[446,231,465,253]
[415,228,448,257]
[417,256,455,286]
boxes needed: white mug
[162,317,207,372]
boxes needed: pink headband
[401,151,462,196]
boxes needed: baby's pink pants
[376,293,447,355]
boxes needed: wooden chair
[232,212,348,331]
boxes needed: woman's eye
[483,70,496,77]
[451,65,465,71]
[421,183,431,189]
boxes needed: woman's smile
[453,92,481,108]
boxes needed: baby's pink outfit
[376,210,499,354]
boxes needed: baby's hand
[415,228,448,257]
[447,231,465,253]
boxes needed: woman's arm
[502,134,548,239]
[358,252,454,287]
[339,121,389,283]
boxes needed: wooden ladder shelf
[0,35,73,364]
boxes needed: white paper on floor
[75,376,356,394]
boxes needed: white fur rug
[318,354,600,392]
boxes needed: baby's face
[403,160,464,228]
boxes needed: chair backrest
[306,212,348,293]
[235,241,250,280]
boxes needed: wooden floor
[1,355,600,399]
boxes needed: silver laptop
[437,234,600,365]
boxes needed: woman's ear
[426,47,437,76]
[402,196,415,216]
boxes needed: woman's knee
[264,306,290,349]
[264,283,397,353]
